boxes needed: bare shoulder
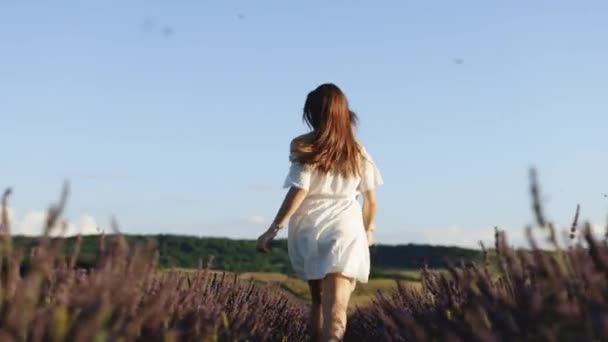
[290,132,315,152]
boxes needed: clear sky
[2,1,607,247]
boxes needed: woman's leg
[308,279,323,342]
[321,273,353,341]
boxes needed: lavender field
[1,173,607,341]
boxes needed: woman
[256,83,382,341]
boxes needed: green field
[164,268,428,307]
[225,270,425,307]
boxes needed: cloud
[590,223,607,236]
[3,207,102,237]
[246,215,267,225]
[418,225,497,249]
[522,222,608,249]
[417,223,608,250]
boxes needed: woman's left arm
[256,186,308,253]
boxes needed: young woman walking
[256,83,383,341]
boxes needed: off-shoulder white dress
[283,145,383,283]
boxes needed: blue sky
[2,1,607,247]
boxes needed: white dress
[283,145,383,284]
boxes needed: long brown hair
[292,83,361,177]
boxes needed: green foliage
[11,235,481,274]
[370,243,482,269]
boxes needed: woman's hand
[256,228,277,253]
[365,229,374,247]
[258,186,307,253]
[365,222,376,247]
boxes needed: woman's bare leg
[321,273,353,341]
[308,280,323,342]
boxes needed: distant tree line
[12,235,482,276]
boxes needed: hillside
[12,234,482,275]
